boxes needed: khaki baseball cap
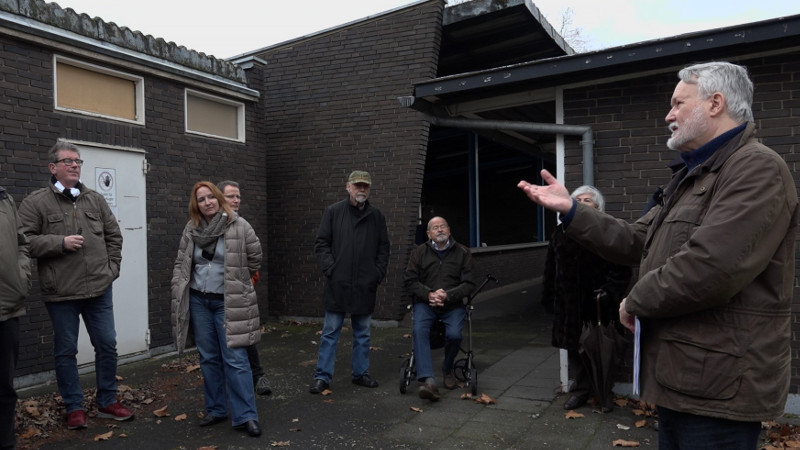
[348,170,372,185]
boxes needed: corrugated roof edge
[0,0,247,84]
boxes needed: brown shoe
[418,382,440,401]
[443,370,457,390]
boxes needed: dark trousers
[567,349,591,397]
[657,406,761,449]
[246,344,264,382]
[0,318,20,450]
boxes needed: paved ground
[15,280,775,449]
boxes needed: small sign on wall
[95,168,116,207]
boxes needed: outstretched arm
[517,170,573,214]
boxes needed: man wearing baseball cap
[309,170,390,394]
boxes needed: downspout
[427,116,595,186]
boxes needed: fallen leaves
[271,441,291,447]
[94,430,113,441]
[565,410,585,419]
[458,392,497,405]
[153,405,170,417]
[612,439,640,447]
[762,421,800,448]
[473,393,497,405]
[410,407,423,413]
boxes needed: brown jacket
[18,182,121,301]
[171,214,262,353]
[567,123,798,421]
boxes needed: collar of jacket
[680,122,748,173]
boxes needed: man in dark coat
[405,217,475,401]
[309,170,390,394]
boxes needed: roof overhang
[411,13,800,116]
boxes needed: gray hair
[48,140,80,163]
[217,180,240,191]
[571,185,605,212]
[678,62,754,123]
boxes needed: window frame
[53,55,145,125]
[184,89,246,143]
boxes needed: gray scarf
[190,212,228,255]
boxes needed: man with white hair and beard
[404,217,475,401]
[309,170,390,394]
[518,62,798,448]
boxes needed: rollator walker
[399,274,498,396]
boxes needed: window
[54,56,143,124]
[185,89,245,142]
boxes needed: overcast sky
[52,0,798,59]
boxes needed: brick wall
[562,52,800,392]
[0,35,268,375]
[254,0,445,320]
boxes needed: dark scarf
[190,212,228,256]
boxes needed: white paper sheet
[633,317,641,396]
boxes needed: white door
[75,143,149,364]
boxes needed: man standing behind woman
[541,186,631,412]
[171,182,262,437]
[217,180,272,397]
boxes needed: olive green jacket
[0,186,30,321]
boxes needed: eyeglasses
[430,224,449,231]
[55,158,84,166]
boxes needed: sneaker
[67,410,88,430]
[418,382,440,401]
[97,402,134,421]
[443,370,457,390]
[255,375,272,396]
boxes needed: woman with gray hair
[541,185,631,412]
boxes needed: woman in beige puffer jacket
[170,181,263,437]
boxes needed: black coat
[542,225,632,351]
[404,238,476,311]
[314,198,390,315]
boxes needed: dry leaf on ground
[612,439,640,447]
[565,410,584,419]
[410,407,423,412]
[174,413,187,421]
[271,441,291,447]
[93,430,113,441]
[473,393,496,405]
[153,405,170,417]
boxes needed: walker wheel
[398,358,413,394]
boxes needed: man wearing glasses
[19,140,133,430]
[216,180,272,397]
[404,217,475,400]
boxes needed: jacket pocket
[83,210,103,234]
[40,263,58,294]
[654,335,743,400]
[47,213,65,235]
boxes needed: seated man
[404,217,476,400]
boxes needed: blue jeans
[313,311,372,383]
[657,406,761,449]
[45,286,118,412]
[190,292,258,426]
[413,303,465,381]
